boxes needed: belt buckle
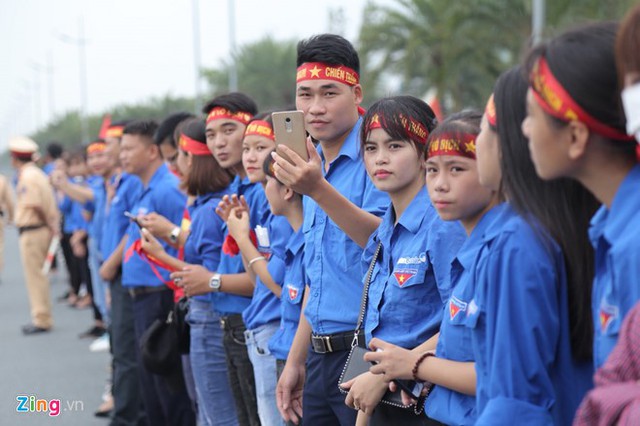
[322,335,333,353]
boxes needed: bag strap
[352,241,382,346]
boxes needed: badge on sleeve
[449,296,467,320]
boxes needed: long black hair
[495,67,598,361]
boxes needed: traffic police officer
[10,136,60,334]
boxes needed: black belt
[311,329,365,354]
[220,314,245,331]
[128,285,171,299]
[18,224,46,235]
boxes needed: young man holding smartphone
[118,120,193,425]
[272,34,389,425]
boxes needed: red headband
[244,120,275,141]
[206,107,253,125]
[530,56,633,141]
[179,134,211,156]
[485,94,497,129]
[296,62,359,86]
[87,142,107,154]
[105,126,124,138]
[427,133,476,159]
[367,113,429,145]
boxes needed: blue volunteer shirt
[466,203,593,425]
[212,176,268,316]
[426,206,505,425]
[183,191,227,302]
[122,164,186,287]
[269,229,305,361]
[589,164,640,369]
[83,176,104,239]
[242,213,293,330]
[303,118,390,335]
[362,187,465,348]
[101,173,143,259]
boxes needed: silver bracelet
[248,256,266,268]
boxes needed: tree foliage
[201,36,298,111]
[358,0,636,113]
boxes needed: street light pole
[228,0,238,92]
[57,16,89,143]
[192,0,203,113]
[532,0,546,45]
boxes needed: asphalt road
[0,224,110,425]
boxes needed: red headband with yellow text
[87,142,107,155]
[296,62,359,86]
[105,126,124,138]
[427,133,476,159]
[530,56,633,141]
[244,120,275,141]
[367,113,429,145]
[179,134,211,156]
[206,107,253,125]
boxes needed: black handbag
[174,296,190,355]
[338,242,427,417]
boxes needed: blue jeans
[187,299,239,426]
[245,321,285,426]
[88,238,109,323]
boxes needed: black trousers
[109,276,147,426]
[222,315,260,426]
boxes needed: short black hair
[426,110,482,158]
[46,142,64,159]
[361,95,437,156]
[297,34,360,74]
[202,92,258,116]
[123,120,159,141]
[155,112,195,147]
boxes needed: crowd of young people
[27,5,640,425]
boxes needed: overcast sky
[0,0,375,150]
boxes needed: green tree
[30,94,195,148]
[358,0,635,113]
[202,36,297,111]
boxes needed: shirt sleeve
[476,239,559,426]
[196,204,225,272]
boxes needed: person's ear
[353,84,364,106]
[566,121,590,160]
[282,185,295,202]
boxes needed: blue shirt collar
[317,117,362,166]
[457,202,507,270]
[286,228,305,256]
[146,163,170,189]
[600,164,640,243]
[194,190,226,207]
[376,186,429,244]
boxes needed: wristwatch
[169,226,181,244]
[209,273,222,292]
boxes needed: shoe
[79,325,106,339]
[22,324,51,335]
[94,396,113,418]
[74,295,93,309]
[57,291,71,302]
[90,334,110,352]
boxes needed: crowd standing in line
[6,4,640,425]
